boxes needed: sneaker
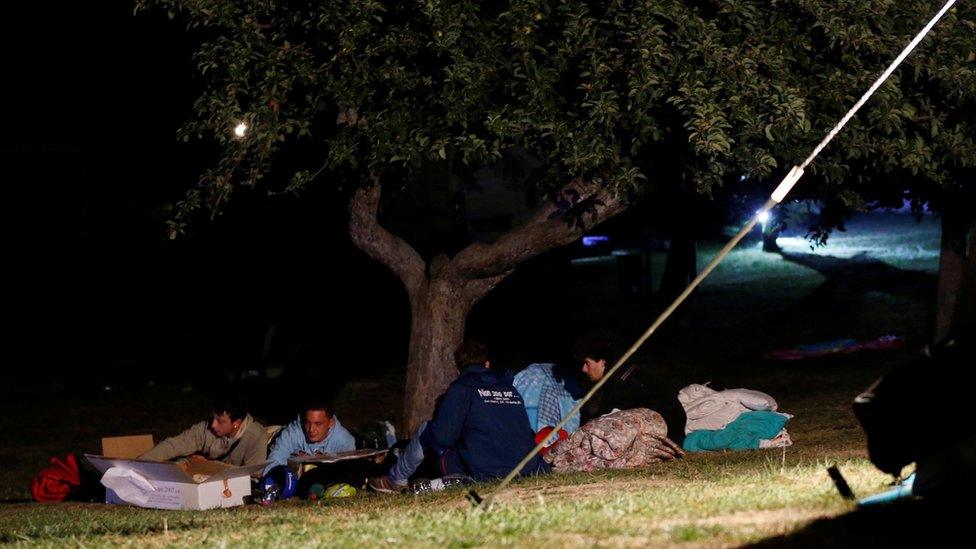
[410,478,433,495]
[411,475,472,495]
[367,475,407,494]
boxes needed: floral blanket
[544,408,684,472]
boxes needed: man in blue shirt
[264,398,357,474]
[368,340,548,493]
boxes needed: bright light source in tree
[233,122,248,137]
[756,210,770,224]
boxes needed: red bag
[31,453,81,503]
[535,426,569,457]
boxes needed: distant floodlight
[582,235,610,248]
[756,210,770,224]
[233,122,248,138]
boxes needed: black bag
[853,333,975,487]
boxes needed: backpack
[853,333,976,493]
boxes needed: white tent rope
[800,0,959,173]
[477,0,958,510]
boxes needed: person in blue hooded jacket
[368,340,548,493]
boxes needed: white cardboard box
[85,455,266,510]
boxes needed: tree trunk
[762,216,787,253]
[935,210,975,344]
[762,225,782,252]
[951,222,976,337]
[660,232,697,303]
[348,179,630,437]
[402,276,471,435]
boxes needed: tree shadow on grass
[777,251,936,313]
[748,497,968,547]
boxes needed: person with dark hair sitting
[264,397,356,474]
[139,393,268,466]
[368,340,548,493]
[571,330,688,445]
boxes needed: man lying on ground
[368,340,548,493]
[139,393,267,466]
[264,397,356,474]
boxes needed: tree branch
[462,270,515,308]
[348,182,426,294]
[452,179,631,279]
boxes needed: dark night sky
[5,2,413,388]
[3,2,681,391]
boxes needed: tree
[137,0,974,433]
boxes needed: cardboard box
[286,448,387,468]
[287,449,387,490]
[101,434,155,459]
[85,455,266,510]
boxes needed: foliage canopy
[137,0,975,237]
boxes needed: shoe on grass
[367,475,407,494]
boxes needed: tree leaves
[137,0,975,233]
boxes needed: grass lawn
[0,212,946,547]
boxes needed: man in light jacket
[139,393,267,466]
[264,397,356,474]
